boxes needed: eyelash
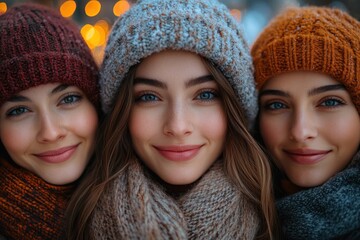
[262,97,346,112]
[135,91,160,103]
[58,93,83,106]
[262,100,288,111]
[6,106,30,117]
[318,97,345,108]
[5,93,83,118]
[134,89,219,103]
[195,89,218,102]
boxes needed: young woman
[252,6,360,239]
[67,0,278,239]
[0,3,99,239]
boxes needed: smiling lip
[34,144,79,163]
[154,145,203,161]
[284,148,331,164]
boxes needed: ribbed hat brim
[1,52,99,107]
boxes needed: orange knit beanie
[251,6,360,112]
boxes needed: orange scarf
[0,159,74,240]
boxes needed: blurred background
[1,0,359,64]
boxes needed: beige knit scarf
[90,160,260,239]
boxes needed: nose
[36,111,66,143]
[289,108,317,142]
[163,102,193,137]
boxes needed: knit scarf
[90,160,260,239]
[276,151,360,239]
[0,158,74,240]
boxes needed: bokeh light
[113,0,130,17]
[230,9,242,21]
[59,0,76,18]
[0,2,7,15]
[81,22,108,51]
[95,19,110,34]
[85,0,101,17]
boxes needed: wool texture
[0,159,74,240]
[0,3,99,107]
[100,0,257,124]
[276,151,360,239]
[251,6,360,113]
[90,160,259,239]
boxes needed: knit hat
[251,6,360,112]
[0,3,99,107]
[100,0,257,123]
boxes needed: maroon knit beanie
[0,3,99,108]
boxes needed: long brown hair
[204,59,279,239]
[66,58,278,240]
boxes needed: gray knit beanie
[100,0,257,123]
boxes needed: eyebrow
[52,84,70,94]
[133,75,215,89]
[259,84,345,98]
[133,78,167,89]
[185,75,215,88]
[259,89,290,98]
[308,84,345,96]
[7,84,70,102]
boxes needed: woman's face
[129,50,227,185]
[0,83,98,185]
[259,72,360,188]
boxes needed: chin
[290,175,327,188]
[163,174,201,186]
[42,176,75,185]
[42,170,83,186]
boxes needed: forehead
[261,72,340,91]
[135,50,210,82]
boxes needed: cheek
[0,122,31,157]
[324,113,360,156]
[199,107,227,141]
[259,116,282,149]
[259,117,286,169]
[69,104,98,138]
[129,108,158,143]
[324,113,360,139]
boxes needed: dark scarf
[90,160,260,239]
[276,151,360,240]
[0,159,74,240]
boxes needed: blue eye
[60,95,81,105]
[320,98,343,107]
[196,91,217,101]
[137,93,159,102]
[267,102,286,110]
[7,107,29,117]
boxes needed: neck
[280,178,308,196]
[146,167,196,199]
